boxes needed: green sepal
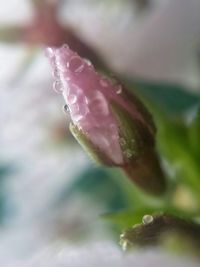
[69,123,115,166]
[110,101,154,162]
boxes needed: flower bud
[120,214,200,255]
[46,44,166,195]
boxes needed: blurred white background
[0,0,200,266]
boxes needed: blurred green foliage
[54,166,130,213]
[129,80,200,197]
[0,164,13,224]
[129,79,200,117]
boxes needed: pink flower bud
[46,44,166,195]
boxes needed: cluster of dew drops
[45,45,137,164]
[46,45,123,119]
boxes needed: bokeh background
[0,0,200,266]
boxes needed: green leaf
[126,79,200,116]
[157,118,200,198]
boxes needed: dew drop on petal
[116,85,122,94]
[73,113,84,122]
[45,47,54,58]
[68,94,77,104]
[53,80,63,93]
[84,59,92,67]
[142,215,153,225]
[52,68,59,79]
[62,44,69,50]
[100,79,108,87]
[67,56,85,73]
[63,104,69,113]
[75,65,84,73]
[121,240,128,251]
[124,149,133,158]
[70,84,83,98]
[89,91,109,116]
[56,60,67,72]
[78,104,89,117]
[120,233,125,239]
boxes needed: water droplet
[78,103,89,117]
[52,68,59,79]
[53,80,63,93]
[68,94,77,104]
[84,59,92,66]
[120,233,125,239]
[63,104,69,113]
[67,56,85,73]
[116,85,122,94]
[70,83,82,95]
[124,149,133,158]
[100,79,108,87]
[75,65,84,73]
[121,240,128,251]
[142,215,153,225]
[88,91,109,116]
[55,59,66,72]
[120,138,126,146]
[45,47,54,58]
[62,44,69,50]
[73,113,83,122]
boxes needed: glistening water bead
[63,104,69,113]
[53,80,63,93]
[124,149,133,158]
[45,47,54,58]
[53,68,59,79]
[142,215,153,225]
[84,59,92,67]
[68,94,77,104]
[67,56,85,73]
[116,85,122,94]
